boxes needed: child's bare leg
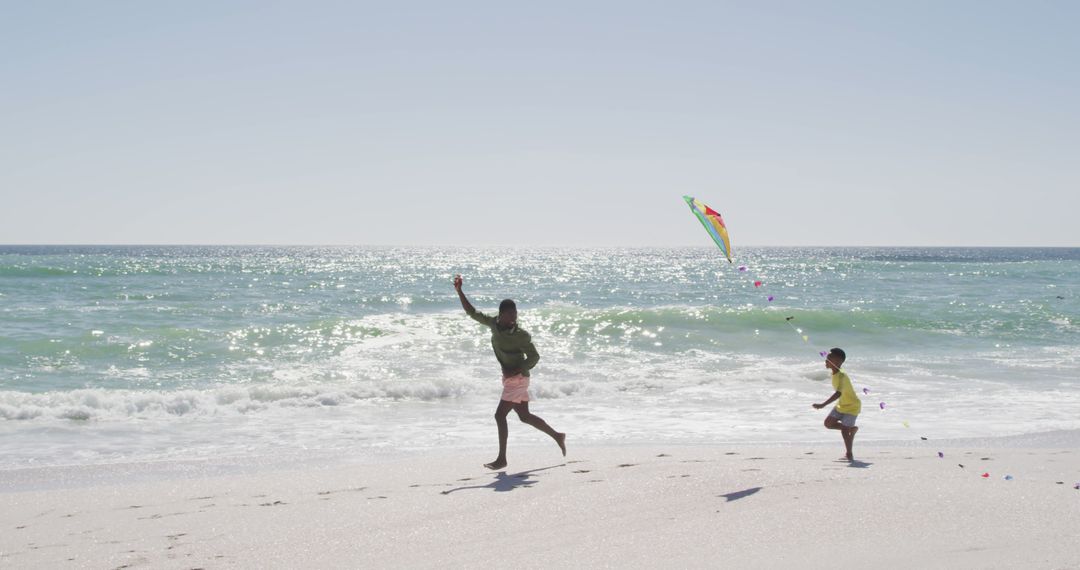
[840,426,858,460]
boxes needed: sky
[1,1,1077,247]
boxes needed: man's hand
[454,275,476,315]
[812,403,824,409]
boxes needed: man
[454,274,566,470]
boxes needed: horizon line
[2,243,1078,249]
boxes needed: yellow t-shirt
[831,371,862,415]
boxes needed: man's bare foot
[844,453,854,461]
[484,459,507,470]
[556,433,567,457]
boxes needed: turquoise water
[1,246,1078,468]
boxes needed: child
[454,274,566,470]
[812,348,861,461]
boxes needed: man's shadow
[442,464,565,495]
[848,460,873,469]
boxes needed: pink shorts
[501,374,531,403]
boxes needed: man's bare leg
[484,400,514,470]
[513,402,566,456]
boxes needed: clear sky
[2,1,1077,246]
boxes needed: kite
[683,196,732,263]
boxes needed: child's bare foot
[484,459,507,470]
[556,433,567,457]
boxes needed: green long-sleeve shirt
[468,310,540,376]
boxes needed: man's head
[497,299,517,328]
[825,347,846,372]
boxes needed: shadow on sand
[718,487,762,502]
[442,464,565,495]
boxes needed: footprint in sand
[617,464,637,468]
[725,452,739,456]
[317,487,367,496]
[657,453,671,457]
[573,470,591,474]
[258,501,286,507]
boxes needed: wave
[0,265,81,278]
[0,378,482,422]
[529,303,976,338]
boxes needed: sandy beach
[3,436,1079,569]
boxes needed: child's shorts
[828,407,858,428]
[501,374,530,403]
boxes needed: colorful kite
[683,196,732,263]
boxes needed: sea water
[1,246,1078,470]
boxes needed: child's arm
[813,391,841,409]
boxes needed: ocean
[1,246,1078,470]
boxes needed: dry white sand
[3,439,1079,569]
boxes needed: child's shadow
[441,464,564,495]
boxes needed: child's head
[825,347,846,372]
[497,299,517,328]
